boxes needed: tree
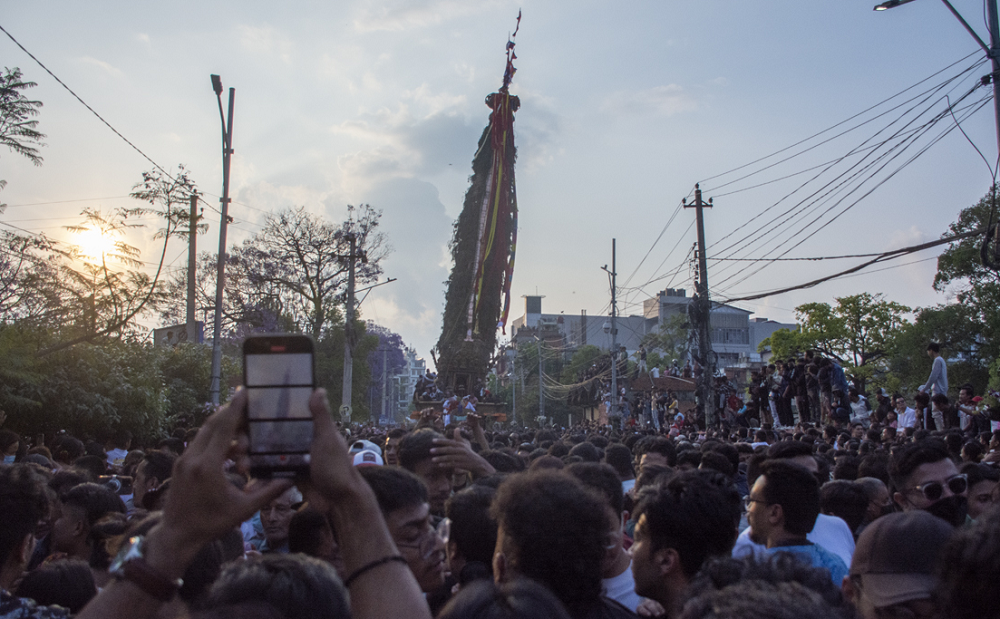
[642,314,689,369]
[758,327,809,361]
[0,67,45,211]
[769,293,910,390]
[931,189,1000,380]
[890,303,989,394]
[161,205,388,342]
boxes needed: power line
[717,227,982,304]
[0,24,176,180]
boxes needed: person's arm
[430,431,496,478]
[306,390,431,619]
[466,413,490,452]
[76,389,293,619]
[920,358,941,393]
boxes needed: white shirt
[602,557,645,612]
[898,407,917,429]
[106,448,128,467]
[732,513,856,568]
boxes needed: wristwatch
[109,535,184,601]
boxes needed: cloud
[236,24,293,63]
[333,103,482,189]
[353,0,507,32]
[345,177,453,355]
[75,57,124,78]
[602,84,698,116]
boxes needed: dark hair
[603,443,635,479]
[398,428,442,471]
[818,480,868,532]
[936,506,1000,619]
[288,509,334,557]
[566,462,625,516]
[857,453,891,486]
[52,436,85,465]
[927,342,940,353]
[568,442,601,463]
[699,452,735,479]
[72,455,107,479]
[61,482,126,525]
[0,465,49,567]
[634,437,677,467]
[480,450,526,473]
[158,437,185,455]
[960,461,1000,487]
[445,485,498,568]
[142,449,177,485]
[437,578,571,619]
[15,559,97,613]
[677,450,702,469]
[0,429,19,453]
[110,430,132,449]
[758,461,821,536]
[201,554,348,619]
[358,466,428,514]
[634,470,741,578]
[50,469,92,494]
[766,440,813,461]
[491,471,607,612]
[683,555,847,618]
[888,439,952,492]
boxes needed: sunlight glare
[76,228,116,262]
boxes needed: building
[641,288,798,367]
[510,296,653,358]
[509,290,797,370]
[394,347,427,418]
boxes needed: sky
[2,1,997,367]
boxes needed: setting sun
[75,228,117,262]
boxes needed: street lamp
[873,0,917,10]
[208,75,235,406]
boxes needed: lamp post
[208,75,234,407]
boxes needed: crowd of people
[2,341,1000,618]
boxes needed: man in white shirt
[895,396,917,429]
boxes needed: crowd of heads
[2,354,1000,619]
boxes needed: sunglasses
[907,474,968,502]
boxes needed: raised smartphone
[243,334,315,477]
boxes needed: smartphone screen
[243,335,315,477]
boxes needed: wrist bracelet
[343,555,408,588]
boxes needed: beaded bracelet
[342,555,408,588]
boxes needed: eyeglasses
[907,474,967,502]
[396,518,448,559]
[744,496,771,510]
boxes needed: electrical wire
[0,24,176,180]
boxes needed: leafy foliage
[0,67,45,210]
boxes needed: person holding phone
[74,388,432,619]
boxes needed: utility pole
[186,193,198,344]
[209,75,234,407]
[683,184,715,428]
[341,233,363,421]
[537,340,545,422]
[381,348,388,425]
[511,353,516,426]
[603,240,619,429]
